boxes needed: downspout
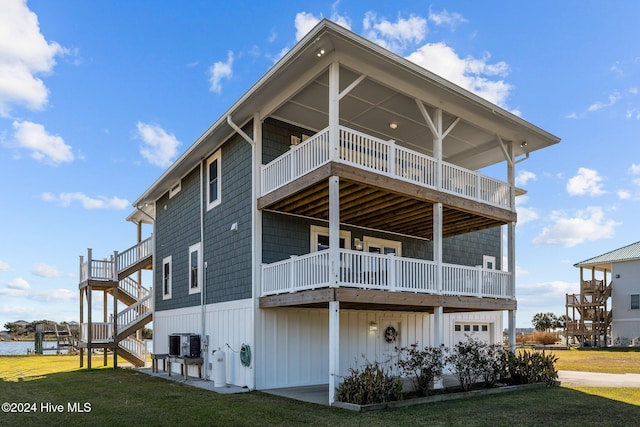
[200,160,208,379]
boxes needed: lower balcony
[261,249,514,311]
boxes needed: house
[78,20,559,404]
[567,241,640,347]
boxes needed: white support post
[388,140,396,176]
[328,62,340,162]
[434,203,443,294]
[329,176,340,287]
[508,309,516,353]
[388,252,396,292]
[328,300,340,405]
[507,140,517,353]
[433,305,444,389]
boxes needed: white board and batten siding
[153,299,253,388]
[611,261,640,343]
[257,308,502,390]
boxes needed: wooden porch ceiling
[260,288,517,312]
[258,162,514,240]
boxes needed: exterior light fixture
[369,322,378,332]
[520,141,528,148]
[316,49,325,57]
[389,122,398,129]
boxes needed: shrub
[398,344,444,397]
[446,338,486,391]
[479,344,508,386]
[506,350,559,385]
[336,360,402,405]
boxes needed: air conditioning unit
[168,334,201,357]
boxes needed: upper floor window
[162,256,172,300]
[189,243,201,295]
[631,294,640,310]
[310,225,351,252]
[207,150,221,210]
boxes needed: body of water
[0,341,62,355]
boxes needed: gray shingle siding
[262,211,501,269]
[155,167,202,311]
[155,126,253,311]
[204,132,252,303]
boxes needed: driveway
[558,370,640,387]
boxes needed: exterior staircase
[565,279,612,347]
[79,236,153,368]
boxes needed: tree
[532,312,558,332]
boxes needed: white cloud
[31,263,67,278]
[295,12,322,42]
[0,261,9,272]
[515,196,539,225]
[406,42,512,107]
[617,189,632,200]
[363,12,427,53]
[630,163,640,186]
[136,122,181,167]
[532,206,619,247]
[208,51,234,94]
[587,92,619,112]
[294,7,351,42]
[515,170,537,187]
[566,167,605,196]
[41,192,129,210]
[10,120,74,165]
[428,8,467,29]
[0,0,67,115]
[7,278,30,290]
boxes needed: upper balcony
[259,125,516,241]
[262,125,512,209]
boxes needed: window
[454,324,461,332]
[207,151,221,210]
[310,225,351,251]
[464,325,470,332]
[472,325,479,332]
[481,325,488,332]
[189,243,201,294]
[162,256,172,300]
[363,236,402,256]
[631,294,640,310]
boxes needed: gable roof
[574,241,640,269]
[132,19,560,214]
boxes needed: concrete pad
[136,367,251,394]
[558,370,640,387]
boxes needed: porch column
[328,301,340,405]
[103,289,108,367]
[328,62,340,161]
[329,176,340,287]
[113,286,118,369]
[507,140,517,353]
[87,285,92,370]
[79,287,84,368]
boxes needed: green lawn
[1,354,638,426]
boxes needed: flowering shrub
[446,338,487,391]
[398,344,444,396]
[336,360,402,405]
[479,343,508,386]
[506,350,558,385]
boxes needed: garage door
[454,323,492,344]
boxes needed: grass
[1,352,639,426]
[551,347,640,374]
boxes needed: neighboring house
[79,20,559,404]
[567,241,640,347]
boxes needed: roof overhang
[131,19,560,212]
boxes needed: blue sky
[1,0,639,329]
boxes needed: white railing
[119,277,150,300]
[262,251,330,294]
[80,322,113,342]
[262,249,513,299]
[261,125,512,209]
[119,336,147,362]
[261,128,330,194]
[80,258,115,282]
[117,235,153,274]
[117,293,152,335]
